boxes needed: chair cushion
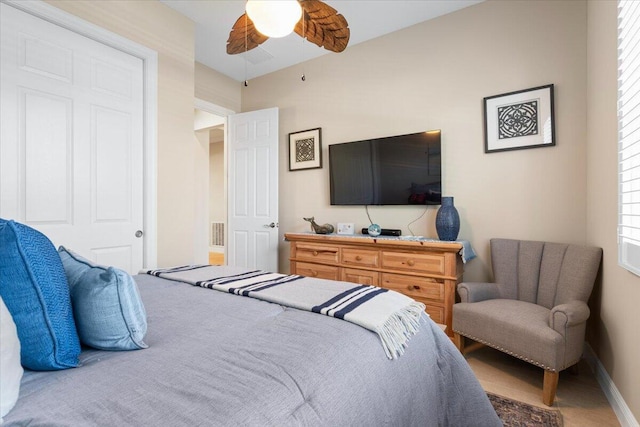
[453,299,565,370]
[0,297,23,420]
[58,247,148,351]
[0,219,80,370]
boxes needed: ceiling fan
[226,0,350,55]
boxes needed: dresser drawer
[381,273,445,301]
[295,262,340,281]
[342,268,380,286]
[341,248,379,268]
[294,243,340,264]
[424,303,445,324]
[381,251,445,275]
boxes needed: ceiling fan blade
[295,0,350,53]
[226,13,269,55]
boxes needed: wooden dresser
[285,232,464,338]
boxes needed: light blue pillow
[58,247,148,350]
[0,219,80,370]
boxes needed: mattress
[4,273,500,426]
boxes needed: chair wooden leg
[462,341,485,355]
[453,332,464,353]
[453,333,485,355]
[543,370,559,406]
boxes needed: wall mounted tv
[329,130,441,206]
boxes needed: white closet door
[0,3,144,274]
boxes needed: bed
[1,220,499,426]
[3,265,501,426]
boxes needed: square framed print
[483,84,555,153]
[289,128,322,171]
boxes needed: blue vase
[435,196,460,241]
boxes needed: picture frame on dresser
[483,84,555,153]
[288,128,322,171]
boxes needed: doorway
[207,125,225,265]
[194,106,227,265]
[194,101,279,272]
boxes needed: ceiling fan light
[245,0,302,38]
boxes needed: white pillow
[0,296,23,420]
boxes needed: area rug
[487,392,563,427]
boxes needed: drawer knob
[313,251,318,256]
[355,255,362,261]
[311,271,318,277]
[409,285,421,291]
[407,259,415,266]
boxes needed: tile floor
[465,346,621,426]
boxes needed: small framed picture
[289,128,322,171]
[483,84,555,153]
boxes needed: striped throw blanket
[143,265,427,359]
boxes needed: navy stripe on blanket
[230,274,304,295]
[197,270,265,287]
[326,287,380,317]
[147,265,210,277]
[334,288,388,319]
[312,285,369,314]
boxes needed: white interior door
[0,3,144,274]
[227,107,279,272]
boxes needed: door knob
[264,222,276,228]
[135,230,143,238]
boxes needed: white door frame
[195,98,236,263]
[3,0,159,269]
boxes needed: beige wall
[195,62,241,113]
[46,0,200,267]
[193,128,209,264]
[587,1,640,421]
[242,0,588,283]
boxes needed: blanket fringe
[376,302,427,360]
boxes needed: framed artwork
[289,127,322,171]
[483,84,555,153]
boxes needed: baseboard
[583,343,639,427]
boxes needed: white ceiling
[160,0,483,82]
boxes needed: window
[618,1,640,275]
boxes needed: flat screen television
[329,130,441,206]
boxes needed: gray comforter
[4,273,500,426]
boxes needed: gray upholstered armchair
[452,238,602,406]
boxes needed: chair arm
[456,282,500,303]
[549,301,590,334]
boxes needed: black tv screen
[329,130,441,206]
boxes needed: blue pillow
[58,247,148,351]
[0,219,80,370]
